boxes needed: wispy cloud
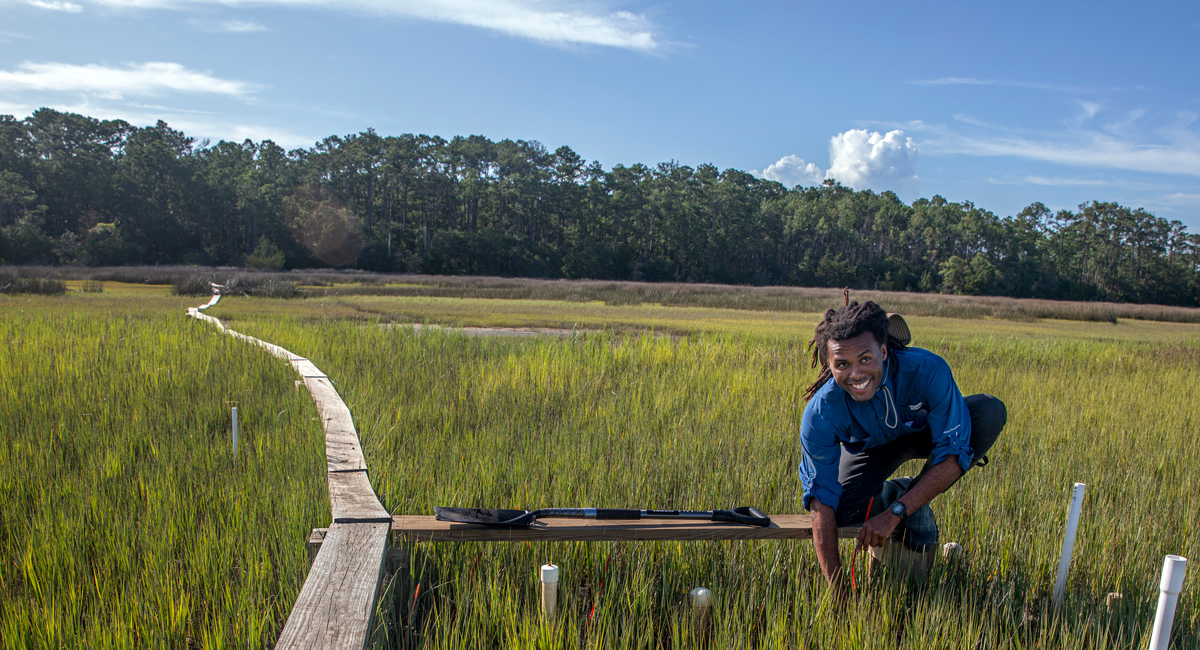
[0,61,257,97]
[0,97,313,148]
[897,118,1200,178]
[56,0,660,50]
[988,175,1112,188]
[25,0,83,11]
[218,18,268,32]
[907,77,1085,93]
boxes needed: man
[798,299,1006,600]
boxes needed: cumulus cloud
[0,61,256,97]
[825,129,919,195]
[44,0,661,51]
[754,154,824,188]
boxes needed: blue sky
[2,0,1199,228]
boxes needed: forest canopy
[2,108,1198,306]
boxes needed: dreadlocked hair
[803,298,907,401]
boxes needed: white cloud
[25,0,83,11]
[0,61,256,97]
[59,0,660,50]
[1075,101,1102,124]
[0,98,313,148]
[907,77,1084,93]
[1016,176,1111,187]
[1158,192,1200,207]
[218,18,267,32]
[825,129,919,195]
[753,154,824,188]
[907,121,1200,178]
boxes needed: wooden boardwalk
[190,299,846,648]
[309,516,857,553]
[187,303,390,650]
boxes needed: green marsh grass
[227,312,1199,649]
[5,285,1200,648]
[0,302,327,647]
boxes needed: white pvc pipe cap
[1160,555,1187,593]
[689,587,711,608]
[540,564,559,584]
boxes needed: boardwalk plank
[274,522,391,650]
[187,302,390,649]
[330,471,391,523]
[305,377,369,472]
[389,515,861,542]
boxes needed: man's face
[826,332,888,402]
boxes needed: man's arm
[856,455,962,548]
[810,498,847,605]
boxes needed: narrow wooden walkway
[309,516,857,553]
[187,301,389,650]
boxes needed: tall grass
[0,309,327,647]
[0,269,65,295]
[12,265,1200,324]
[229,317,1198,649]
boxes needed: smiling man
[798,299,1006,600]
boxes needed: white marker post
[689,587,712,646]
[231,406,238,456]
[1053,482,1086,609]
[540,564,559,622]
[1148,555,1188,650]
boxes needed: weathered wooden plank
[275,522,391,650]
[390,515,861,542]
[307,528,327,566]
[292,358,328,378]
[187,301,397,649]
[304,377,369,472]
[330,471,391,523]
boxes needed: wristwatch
[889,501,908,519]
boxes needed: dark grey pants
[833,394,1007,549]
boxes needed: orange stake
[850,497,874,591]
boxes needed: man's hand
[856,511,900,549]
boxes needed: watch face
[890,502,905,517]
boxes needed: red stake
[850,497,874,591]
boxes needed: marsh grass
[227,315,1199,649]
[12,265,1200,324]
[0,270,65,295]
[5,286,1199,648]
[0,307,327,647]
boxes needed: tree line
[2,108,1198,306]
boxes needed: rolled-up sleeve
[799,402,844,511]
[923,356,973,473]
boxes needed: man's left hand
[856,511,900,549]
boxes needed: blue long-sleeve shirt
[798,347,973,511]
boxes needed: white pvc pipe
[231,406,238,455]
[540,564,559,622]
[942,542,962,561]
[689,587,711,643]
[1053,482,1086,608]
[1148,555,1188,650]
